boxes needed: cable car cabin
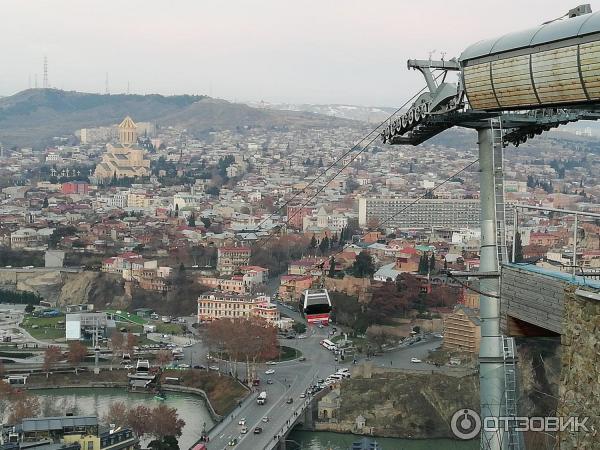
[300,289,332,325]
[460,9,600,111]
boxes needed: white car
[299,393,306,399]
[265,369,275,375]
[266,361,278,365]
[209,365,220,371]
[297,335,306,339]
[238,418,246,426]
[410,357,422,363]
[240,426,248,434]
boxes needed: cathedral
[93,116,151,181]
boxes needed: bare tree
[67,341,88,374]
[148,403,185,438]
[8,391,40,423]
[155,350,173,368]
[43,346,62,378]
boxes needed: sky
[0,0,593,106]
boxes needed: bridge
[202,327,338,450]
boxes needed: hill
[0,89,358,148]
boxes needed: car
[209,365,219,371]
[318,378,325,384]
[411,357,422,363]
[434,333,444,339]
[297,334,306,339]
[124,365,134,369]
[299,393,306,398]
[240,426,248,434]
[298,356,306,361]
[285,335,295,339]
[265,369,275,375]
[286,398,293,404]
[253,427,263,434]
[262,416,269,423]
[266,361,277,365]
[178,364,190,369]
[228,437,238,446]
[267,379,273,384]
[238,418,246,426]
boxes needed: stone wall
[556,287,600,449]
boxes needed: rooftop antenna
[34,74,38,89]
[28,74,31,89]
[43,56,48,89]
[105,73,110,95]
[127,81,130,95]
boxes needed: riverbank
[22,368,247,417]
[314,370,479,439]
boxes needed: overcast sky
[0,1,592,106]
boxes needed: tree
[24,303,34,314]
[429,253,436,274]
[352,251,375,278]
[149,436,179,450]
[148,404,185,438]
[187,213,196,227]
[200,217,211,229]
[328,256,336,278]
[124,333,138,354]
[319,236,330,254]
[292,322,307,334]
[67,341,88,374]
[42,197,49,208]
[418,254,429,275]
[127,405,152,437]
[43,346,62,378]
[513,231,524,263]
[155,350,173,367]
[309,235,318,250]
[7,391,40,423]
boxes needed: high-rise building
[443,305,481,353]
[358,197,480,229]
[217,246,251,275]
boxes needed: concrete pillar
[477,127,505,450]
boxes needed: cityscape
[1,2,600,450]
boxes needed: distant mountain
[244,101,398,123]
[0,89,358,148]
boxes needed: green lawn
[104,310,147,325]
[21,314,65,341]
[278,345,301,361]
[114,322,144,334]
[155,323,186,335]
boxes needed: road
[203,326,338,450]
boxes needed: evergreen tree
[352,251,375,278]
[310,234,318,249]
[444,258,448,271]
[328,256,336,278]
[42,197,49,208]
[513,231,524,263]
[418,254,428,275]
[429,253,436,274]
[187,212,196,227]
[174,203,179,218]
[319,236,330,254]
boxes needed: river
[287,430,479,450]
[31,388,214,449]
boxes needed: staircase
[502,336,522,450]
[491,118,509,267]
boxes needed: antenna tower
[105,73,110,95]
[43,56,48,88]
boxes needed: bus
[320,339,337,351]
[300,289,332,325]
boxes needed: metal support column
[477,128,504,450]
[572,214,578,276]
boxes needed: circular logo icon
[451,408,481,440]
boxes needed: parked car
[238,418,246,426]
[265,369,275,375]
[298,356,306,361]
[209,365,219,371]
[240,426,248,434]
[299,393,306,399]
[411,357,422,363]
[267,379,273,384]
[286,398,293,404]
[262,416,269,423]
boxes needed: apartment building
[443,305,481,354]
[358,197,480,229]
[197,292,279,324]
[217,246,251,275]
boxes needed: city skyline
[0,0,586,106]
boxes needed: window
[88,441,94,450]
